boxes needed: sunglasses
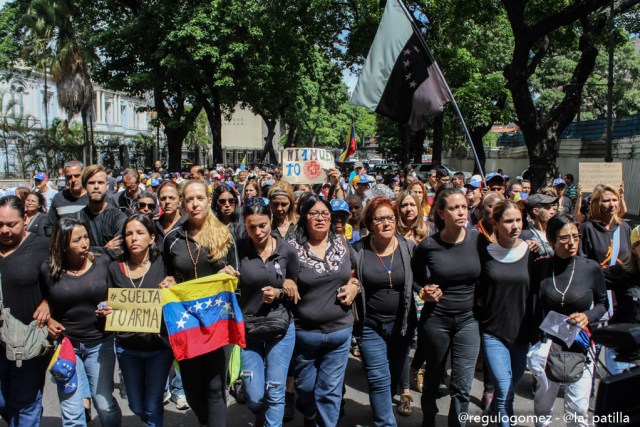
[137,202,156,210]
[245,197,269,207]
[217,198,237,206]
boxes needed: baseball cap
[150,178,161,187]
[524,193,558,210]
[212,173,221,180]
[330,199,350,214]
[553,178,566,187]
[464,179,483,189]
[163,174,171,180]
[357,174,373,185]
[485,173,505,183]
[48,337,78,395]
[631,226,640,246]
[34,172,47,181]
[225,181,235,188]
[376,175,384,182]
[354,161,364,169]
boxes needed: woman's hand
[33,300,51,328]
[568,312,589,328]
[104,235,123,250]
[95,305,113,317]
[326,168,341,185]
[218,266,240,277]
[420,284,442,302]
[47,318,65,340]
[337,278,360,306]
[525,239,541,254]
[261,286,280,304]
[577,183,583,199]
[282,279,301,304]
[159,276,177,288]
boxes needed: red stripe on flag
[168,320,246,361]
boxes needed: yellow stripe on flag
[161,273,238,305]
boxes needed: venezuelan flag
[337,123,357,165]
[161,273,245,361]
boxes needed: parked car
[408,163,472,182]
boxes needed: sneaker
[163,390,171,405]
[171,394,190,410]
[397,394,413,416]
[412,368,424,393]
[437,381,449,398]
[283,392,295,422]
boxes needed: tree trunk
[469,125,489,174]
[43,68,50,151]
[165,127,186,172]
[261,120,277,163]
[432,115,443,166]
[412,129,426,164]
[285,125,296,147]
[81,112,90,165]
[211,90,223,164]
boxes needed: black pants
[419,310,480,427]
[179,346,229,426]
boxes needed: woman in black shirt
[43,217,122,426]
[0,196,51,426]
[24,191,47,235]
[237,198,300,427]
[154,181,186,251]
[212,183,245,240]
[269,181,298,241]
[288,194,360,427]
[412,188,483,427]
[477,200,535,427]
[104,214,173,427]
[353,196,417,426]
[531,214,607,426]
[163,180,238,427]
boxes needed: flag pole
[396,0,486,181]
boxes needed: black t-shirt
[580,220,631,267]
[237,236,299,318]
[44,190,89,236]
[362,246,405,322]
[532,255,608,351]
[107,257,170,351]
[164,226,238,283]
[412,229,484,316]
[477,243,535,346]
[0,234,50,324]
[43,255,112,343]
[288,235,356,333]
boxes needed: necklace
[185,229,202,279]
[552,257,576,307]
[256,236,274,261]
[372,236,396,288]
[66,257,87,276]
[124,258,149,289]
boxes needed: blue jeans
[0,352,49,426]
[360,317,413,427]
[241,322,295,426]
[116,343,173,427]
[294,326,352,427]
[59,335,122,427]
[482,333,528,427]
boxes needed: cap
[34,172,47,181]
[150,178,161,187]
[116,175,123,182]
[464,179,483,189]
[376,175,383,181]
[163,174,171,180]
[357,174,373,185]
[485,173,505,183]
[212,173,221,180]
[524,193,558,210]
[225,181,235,188]
[553,178,566,187]
[354,161,364,169]
[48,337,78,395]
[330,199,350,214]
[631,225,640,246]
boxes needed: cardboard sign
[578,162,623,192]
[105,288,162,333]
[282,148,335,184]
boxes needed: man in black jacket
[76,164,127,259]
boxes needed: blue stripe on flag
[163,291,244,336]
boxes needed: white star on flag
[409,81,417,88]
[214,298,223,307]
[181,311,190,319]
[193,301,204,312]
[404,48,411,55]
[205,299,213,308]
[403,60,410,67]
[223,302,231,311]
[405,73,412,80]
[176,319,186,329]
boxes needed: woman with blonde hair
[406,180,430,219]
[396,191,430,244]
[162,179,239,427]
[269,180,298,241]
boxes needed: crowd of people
[0,158,637,427]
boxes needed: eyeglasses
[137,202,156,210]
[245,197,269,207]
[372,215,396,224]
[307,211,331,220]
[557,234,580,244]
[217,198,236,206]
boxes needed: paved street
[31,350,578,427]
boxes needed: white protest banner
[282,147,336,184]
[578,162,623,193]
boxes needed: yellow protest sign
[578,162,623,193]
[105,288,162,333]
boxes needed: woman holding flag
[163,180,239,427]
[236,197,300,427]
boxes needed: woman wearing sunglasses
[288,193,360,427]
[134,191,158,218]
[212,184,245,240]
[236,197,300,427]
[268,181,298,241]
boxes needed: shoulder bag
[243,301,291,341]
[545,340,587,383]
